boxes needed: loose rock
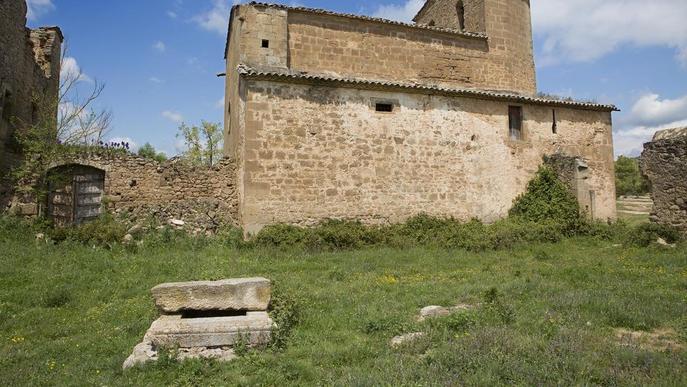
[390,332,426,348]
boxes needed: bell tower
[413,0,537,95]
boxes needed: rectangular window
[375,103,393,112]
[508,106,523,140]
[261,39,269,48]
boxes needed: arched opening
[47,164,105,226]
[456,1,465,30]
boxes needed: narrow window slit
[552,109,558,134]
[261,39,269,48]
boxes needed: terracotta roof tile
[236,64,619,112]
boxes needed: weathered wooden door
[48,165,105,226]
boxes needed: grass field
[1,221,686,386]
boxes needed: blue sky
[26,0,687,157]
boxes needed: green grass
[1,226,686,385]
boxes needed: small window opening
[508,106,523,140]
[261,39,270,48]
[428,20,436,27]
[456,1,465,30]
[375,102,394,113]
[552,109,557,134]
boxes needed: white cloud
[107,137,138,151]
[153,41,166,53]
[162,110,184,124]
[216,97,225,109]
[26,0,55,20]
[60,57,92,83]
[532,0,687,66]
[371,0,424,23]
[167,10,178,19]
[194,0,242,35]
[628,94,687,127]
[149,77,165,84]
[614,93,687,156]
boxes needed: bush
[268,286,303,350]
[509,165,581,226]
[624,222,683,247]
[47,213,127,248]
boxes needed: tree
[176,121,223,166]
[615,156,650,197]
[137,143,167,163]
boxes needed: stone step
[152,278,271,313]
[618,205,653,211]
[147,312,274,348]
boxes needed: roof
[225,2,487,59]
[236,65,619,112]
[653,127,687,141]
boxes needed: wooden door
[48,165,105,226]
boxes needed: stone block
[147,312,274,348]
[152,277,271,313]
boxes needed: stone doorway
[47,164,105,226]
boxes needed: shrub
[624,222,683,247]
[268,286,303,350]
[509,165,581,226]
[47,213,127,248]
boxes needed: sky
[26,0,687,157]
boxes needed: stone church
[222,1,618,233]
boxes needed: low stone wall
[12,153,239,231]
[641,127,687,234]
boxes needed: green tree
[615,156,650,197]
[137,143,167,163]
[176,120,223,166]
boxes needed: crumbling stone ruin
[34,154,238,230]
[223,0,618,233]
[124,277,274,369]
[641,127,687,234]
[0,0,62,207]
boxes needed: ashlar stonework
[223,0,618,233]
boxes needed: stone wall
[15,154,239,231]
[237,79,616,233]
[640,127,687,234]
[414,0,487,33]
[0,0,62,209]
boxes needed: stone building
[641,127,687,234]
[223,1,618,233]
[0,0,63,207]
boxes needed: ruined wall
[14,155,240,231]
[228,2,536,96]
[0,0,62,208]
[641,128,687,234]
[238,80,615,233]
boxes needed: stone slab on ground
[151,277,271,313]
[122,340,237,369]
[147,311,274,348]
